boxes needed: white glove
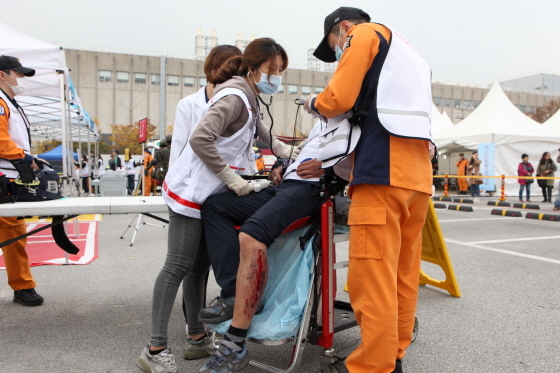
[272,139,295,160]
[304,94,328,122]
[216,166,253,196]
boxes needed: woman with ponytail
[137,39,293,373]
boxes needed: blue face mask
[255,69,282,95]
[335,45,343,62]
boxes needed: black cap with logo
[0,55,36,77]
[313,7,371,63]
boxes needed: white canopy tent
[0,22,98,186]
[431,103,454,137]
[435,82,560,196]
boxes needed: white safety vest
[0,90,31,179]
[375,25,433,142]
[94,158,105,177]
[124,159,136,175]
[284,122,323,182]
[163,88,257,218]
[80,161,90,177]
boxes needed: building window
[184,76,195,87]
[116,72,129,83]
[433,97,441,106]
[134,73,146,84]
[314,86,324,94]
[199,77,207,87]
[527,106,535,113]
[454,99,461,108]
[519,105,527,112]
[463,100,471,108]
[443,98,451,107]
[277,84,284,93]
[287,84,298,94]
[301,85,311,95]
[168,75,179,86]
[474,101,481,108]
[151,74,160,85]
[99,70,112,82]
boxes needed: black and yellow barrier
[433,196,452,202]
[491,209,522,217]
[452,198,473,204]
[525,213,560,222]
[513,203,540,210]
[433,203,446,209]
[488,201,511,207]
[448,204,473,212]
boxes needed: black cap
[313,7,370,63]
[0,55,35,77]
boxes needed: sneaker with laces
[199,339,249,372]
[136,345,178,373]
[13,288,44,306]
[182,335,214,360]
[198,297,235,324]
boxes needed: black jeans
[541,185,553,201]
[201,181,322,298]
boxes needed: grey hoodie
[189,76,275,174]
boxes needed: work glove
[216,166,270,196]
[272,139,297,160]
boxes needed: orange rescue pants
[144,175,152,196]
[0,216,36,291]
[458,177,468,192]
[346,184,430,373]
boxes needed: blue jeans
[127,174,135,195]
[470,184,480,197]
[519,184,531,201]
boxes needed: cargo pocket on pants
[348,205,386,259]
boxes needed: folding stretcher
[207,179,419,373]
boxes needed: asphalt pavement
[1,195,559,372]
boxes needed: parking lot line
[445,238,560,265]
[469,236,560,245]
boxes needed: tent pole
[59,73,68,194]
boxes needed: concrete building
[65,48,559,142]
[499,73,560,96]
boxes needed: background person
[456,152,469,195]
[153,137,171,185]
[0,55,44,306]
[142,146,155,196]
[254,148,265,171]
[302,6,433,373]
[109,149,122,171]
[518,153,534,203]
[467,151,481,197]
[536,151,557,203]
[124,156,137,195]
[74,154,90,196]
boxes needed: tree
[528,99,560,123]
[108,120,157,154]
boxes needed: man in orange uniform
[143,146,154,196]
[456,152,469,194]
[305,8,433,373]
[0,56,44,306]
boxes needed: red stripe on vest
[163,181,201,210]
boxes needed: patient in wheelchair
[198,122,349,372]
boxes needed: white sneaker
[182,335,214,360]
[136,345,178,373]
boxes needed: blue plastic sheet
[209,227,314,341]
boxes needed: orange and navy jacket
[313,23,432,194]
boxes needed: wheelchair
[208,176,418,373]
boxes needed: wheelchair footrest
[333,300,358,333]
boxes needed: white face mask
[4,74,27,95]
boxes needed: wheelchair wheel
[411,317,419,343]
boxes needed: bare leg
[230,232,268,330]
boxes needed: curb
[512,203,540,210]
[434,203,447,209]
[525,213,560,222]
[433,197,452,202]
[453,198,474,204]
[448,205,474,212]
[488,201,511,207]
[491,209,522,217]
